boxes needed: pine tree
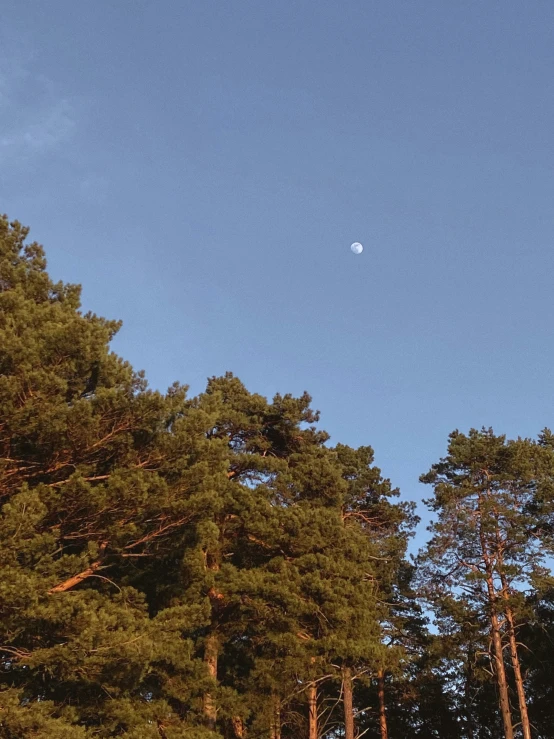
[0,216,219,736]
[417,428,554,739]
[518,585,554,738]
[333,443,417,739]
[11,214,544,738]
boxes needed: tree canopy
[1,215,553,738]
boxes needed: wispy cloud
[0,99,75,154]
[0,48,76,163]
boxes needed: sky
[2,1,554,550]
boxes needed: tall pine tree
[417,428,554,739]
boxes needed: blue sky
[2,1,554,548]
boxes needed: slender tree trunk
[203,633,219,730]
[203,547,222,731]
[269,693,281,739]
[490,609,514,739]
[342,666,355,739]
[505,603,532,739]
[475,496,513,739]
[465,649,475,739]
[308,683,318,739]
[377,669,388,739]
[231,716,246,737]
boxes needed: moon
[350,242,363,255]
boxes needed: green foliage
[2,215,554,738]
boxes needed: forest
[1,213,553,739]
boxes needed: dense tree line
[0,215,553,738]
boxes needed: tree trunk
[269,693,281,739]
[465,649,475,739]
[204,547,222,731]
[490,610,514,739]
[342,666,355,739]
[203,633,219,730]
[308,683,318,739]
[377,669,388,739]
[505,603,532,739]
[231,716,246,737]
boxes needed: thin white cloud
[1,99,75,153]
[0,48,76,163]
[23,99,75,149]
